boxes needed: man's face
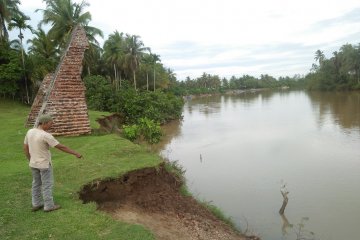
[43,121,53,130]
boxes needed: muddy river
[158,90,360,240]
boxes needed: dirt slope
[80,164,258,240]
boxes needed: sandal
[31,205,44,212]
[44,204,61,212]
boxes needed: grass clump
[163,159,191,197]
[0,100,161,240]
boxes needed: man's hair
[38,114,53,124]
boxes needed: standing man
[23,114,82,212]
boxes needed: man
[23,114,82,212]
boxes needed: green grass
[0,100,161,240]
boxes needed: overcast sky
[12,0,360,80]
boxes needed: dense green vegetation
[0,100,161,239]
[305,45,360,90]
[84,75,183,124]
[123,117,162,144]
[0,41,23,99]
[84,74,182,143]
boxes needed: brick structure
[25,25,91,136]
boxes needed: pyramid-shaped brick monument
[25,25,91,136]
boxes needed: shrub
[122,124,140,142]
[122,117,162,144]
[84,75,184,125]
[111,89,183,124]
[138,117,162,144]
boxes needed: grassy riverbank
[0,100,161,239]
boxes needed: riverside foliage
[123,117,162,144]
[84,75,183,125]
[306,44,360,90]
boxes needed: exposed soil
[95,113,125,134]
[79,164,259,240]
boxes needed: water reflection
[225,92,264,107]
[158,90,360,240]
[188,90,360,131]
[186,95,222,117]
[149,119,182,153]
[280,215,318,240]
[307,91,360,131]
[226,90,295,109]
[280,214,291,236]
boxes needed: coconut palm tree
[166,68,176,88]
[314,49,325,67]
[28,28,59,59]
[27,27,59,82]
[0,0,21,41]
[8,13,33,104]
[124,34,150,90]
[339,44,360,84]
[83,42,102,76]
[103,31,126,89]
[140,53,153,91]
[37,0,103,49]
[150,53,160,91]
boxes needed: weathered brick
[25,26,91,136]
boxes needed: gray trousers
[31,166,55,210]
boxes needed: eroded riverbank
[79,164,259,240]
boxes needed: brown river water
[155,90,360,240]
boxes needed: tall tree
[166,68,176,88]
[339,44,360,84]
[124,34,150,90]
[103,31,125,89]
[8,12,33,103]
[314,49,325,67]
[0,0,20,41]
[83,42,102,76]
[0,41,22,98]
[27,27,59,82]
[37,0,103,48]
[27,28,59,59]
[140,53,153,91]
[150,53,160,91]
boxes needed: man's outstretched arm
[55,144,82,158]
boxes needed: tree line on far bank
[169,43,360,95]
[169,73,307,96]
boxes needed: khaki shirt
[24,128,59,169]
